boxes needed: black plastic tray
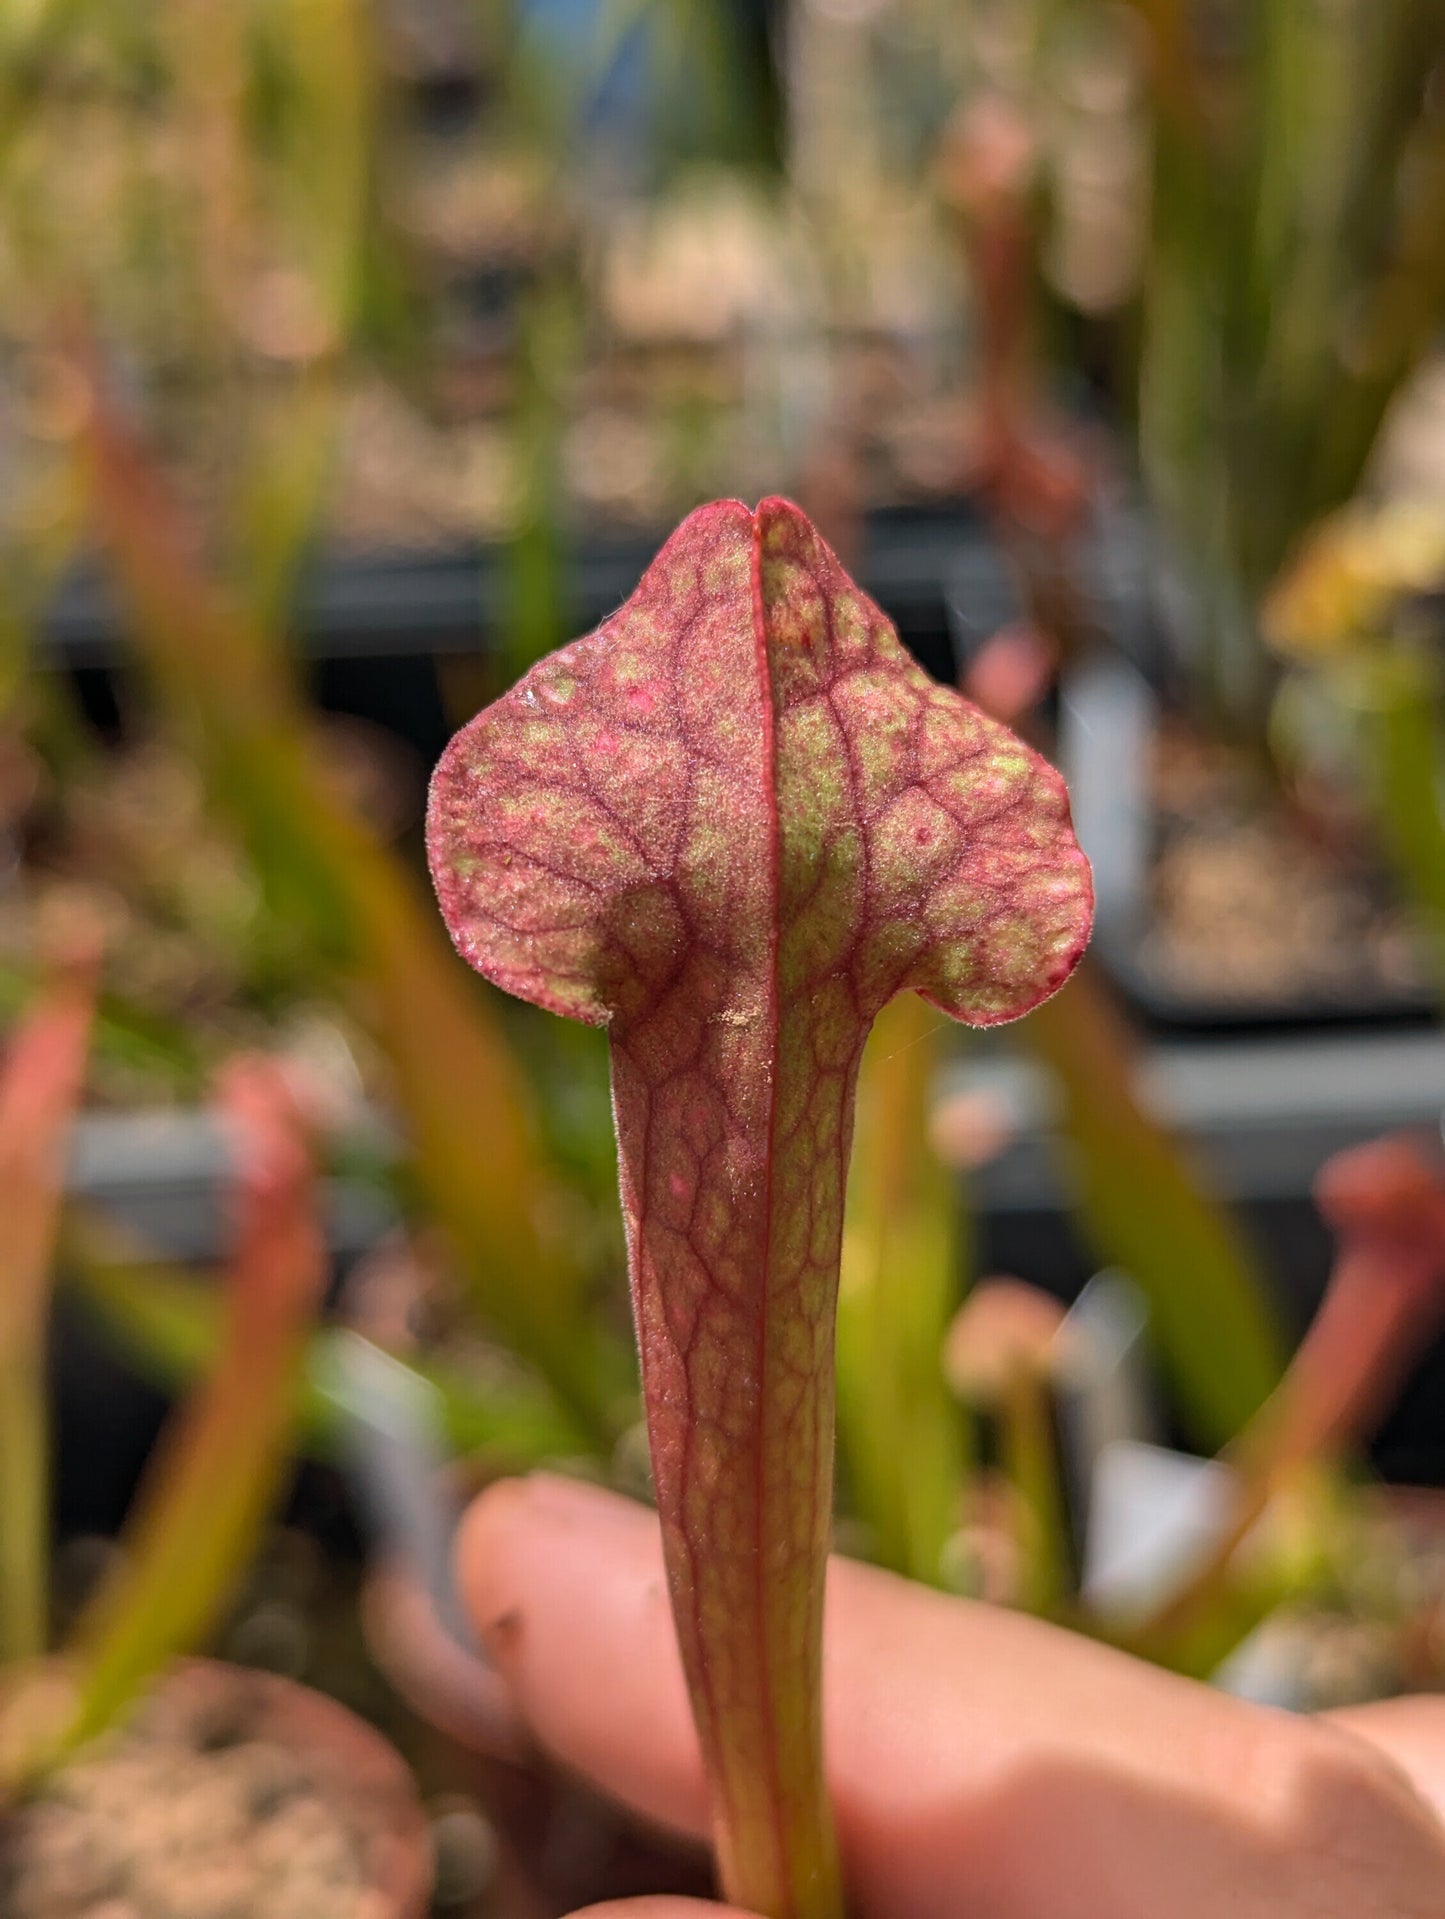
[38,502,1022,671]
[1060,651,1440,1035]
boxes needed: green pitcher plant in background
[0,934,99,1668]
[1024,966,1287,1449]
[427,498,1093,1919]
[837,990,966,1588]
[1130,1130,1445,1677]
[0,1035,328,1794]
[54,1059,327,1756]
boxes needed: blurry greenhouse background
[3,1,1445,1911]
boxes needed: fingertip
[456,1474,654,1655]
[455,1474,531,1654]
[452,1474,709,1842]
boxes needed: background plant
[0,966,329,1792]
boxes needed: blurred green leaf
[1130,0,1445,722]
[1001,1362,1071,1621]
[1353,651,1445,998]
[1024,964,1285,1450]
[231,373,341,635]
[505,274,578,676]
[0,962,206,1094]
[837,994,966,1586]
[60,1208,584,1469]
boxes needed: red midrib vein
[748,504,789,1899]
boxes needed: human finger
[459,1475,1445,1919]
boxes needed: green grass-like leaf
[1025,965,1285,1450]
[838,995,967,1587]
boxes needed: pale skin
[459,1474,1445,1919]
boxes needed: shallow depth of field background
[3,2,1445,1913]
